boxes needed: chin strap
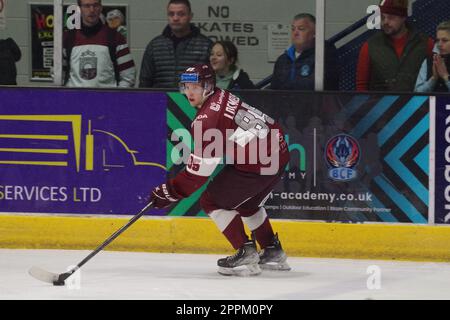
[202,85,214,100]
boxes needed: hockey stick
[29,201,154,286]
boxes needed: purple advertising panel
[435,95,450,224]
[0,88,167,215]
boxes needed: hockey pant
[200,165,284,250]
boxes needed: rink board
[0,87,437,224]
[1,88,450,261]
[1,215,450,262]
[168,91,432,224]
[0,88,167,216]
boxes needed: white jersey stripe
[116,44,129,52]
[117,54,133,66]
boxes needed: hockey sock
[240,207,275,249]
[252,218,275,249]
[209,209,249,250]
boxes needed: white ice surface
[1,249,450,300]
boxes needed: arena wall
[1,0,377,85]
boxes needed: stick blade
[28,266,60,284]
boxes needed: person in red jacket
[356,0,433,92]
[149,64,291,276]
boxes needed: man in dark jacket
[139,0,213,88]
[0,38,21,85]
[270,13,339,91]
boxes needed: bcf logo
[329,168,357,181]
[325,134,361,182]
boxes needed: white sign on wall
[196,5,260,47]
[267,24,290,62]
[0,0,6,30]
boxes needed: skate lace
[227,248,244,261]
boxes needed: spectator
[415,21,450,93]
[63,0,136,88]
[0,38,21,85]
[270,13,339,91]
[356,0,433,92]
[106,9,127,38]
[139,0,213,88]
[210,41,255,90]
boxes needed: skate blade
[218,264,262,277]
[259,261,291,271]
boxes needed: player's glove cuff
[150,181,181,209]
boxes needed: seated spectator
[356,0,433,92]
[209,41,255,90]
[415,21,450,92]
[0,38,21,85]
[270,13,339,91]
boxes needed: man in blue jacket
[270,13,339,91]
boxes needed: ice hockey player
[149,64,291,276]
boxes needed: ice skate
[258,233,291,271]
[217,240,261,276]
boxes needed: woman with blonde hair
[415,21,450,92]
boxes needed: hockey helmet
[179,64,216,96]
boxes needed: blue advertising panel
[253,93,430,223]
[168,92,430,223]
[0,88,167,215]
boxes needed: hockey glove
[150,181,181,209]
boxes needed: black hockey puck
[53,280,65,286]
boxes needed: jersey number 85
[234,103,275,139]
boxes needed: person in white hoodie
[415,21,450,93]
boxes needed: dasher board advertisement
[0,88,166,216]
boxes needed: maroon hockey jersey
[171,89,290,198]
